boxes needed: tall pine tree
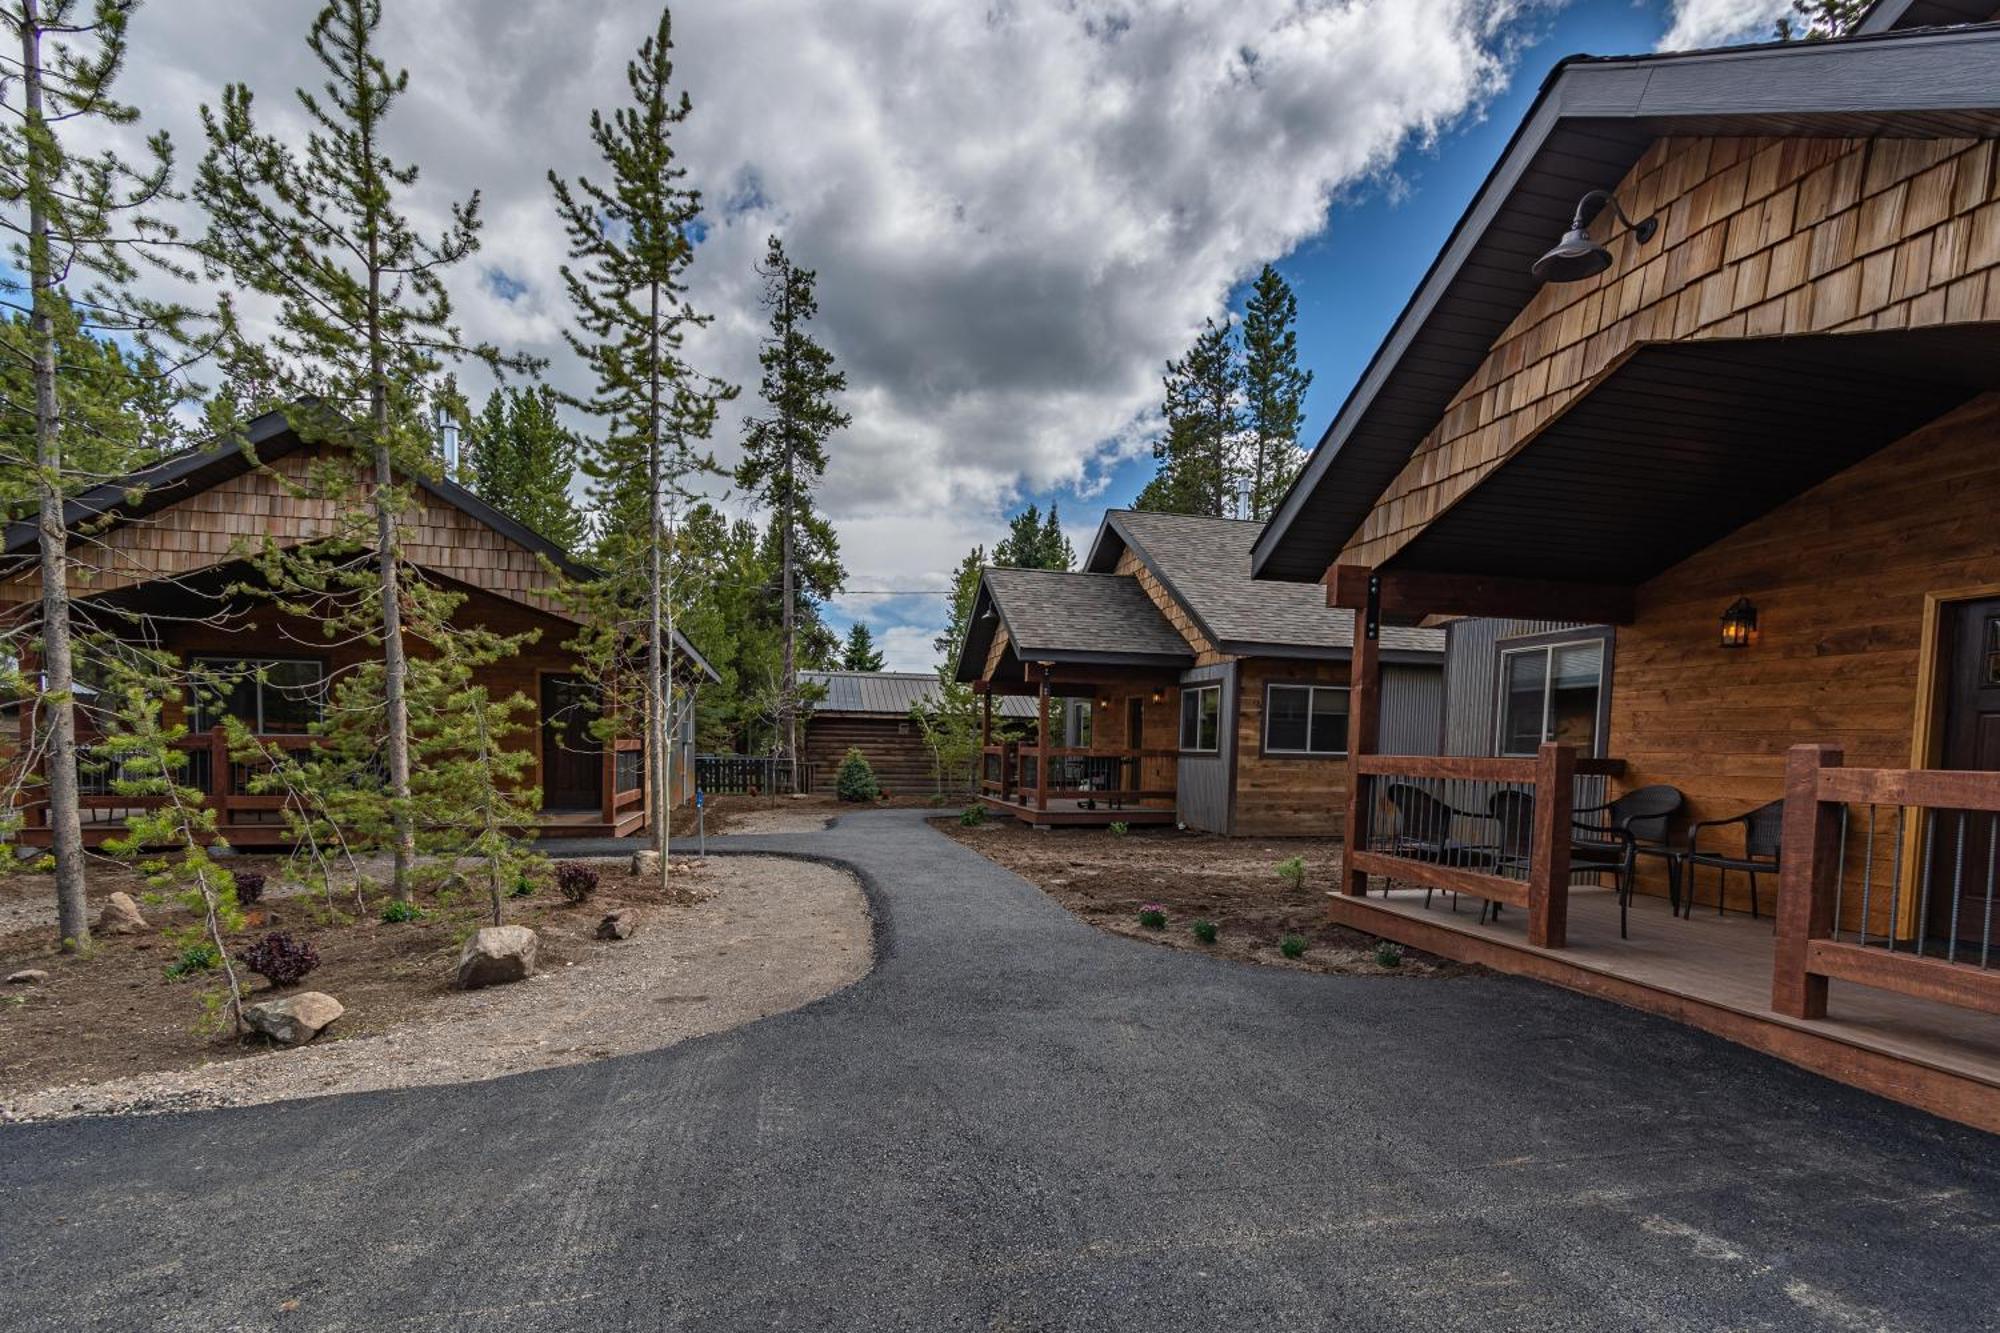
[734,234,849,772]
[1775,0,1866,39]
[993,503,1073,570]
[195,0,533,899]
[466,384,586,555]
[550,6,732,878]
[840,622,885,672]
[1240,265,1311,521]
[1135,318,1241,517]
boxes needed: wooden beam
[1774,743,1844,1019]
[1526,741,1575,949]
[1327,564,1635,625]
[1036,669,1051,814]
[1343,593,1381,897]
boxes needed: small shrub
[1137,903,1167,930]
[234,871,267,906]
[555,861,599,905]
[1374,941,1404,969]
[1278,932,1308,960]
[380,898,424,924]
[1191,917,1218,945]
[237,932,321,988]
[508,871,536,899]
[835,747,881,802]
[928,792,949,808]
[959,803,986,828]
[165,942,221,980]
[1275,855,1307,892]
[1108,821,1129,837]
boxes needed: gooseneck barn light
[1532,189,1660,283]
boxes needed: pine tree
[465,385,586,554]
[194,0,533,900]
[993,503,1074,570]
[1775,0,1867,39]
[735,234,850,772]
[840,622,885,672]
[1240,265,1312,520]
[0,0,203,949]
[933,546,987,668]
[1136,318,1241,517]
[552,7,733,881]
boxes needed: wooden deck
[1330,882,2000,1134]
[977,795,1177,829]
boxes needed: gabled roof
[1086,510,1444,659]
[1252,21,2000,581]
[1860,1,2000,34]
[953,567,1195,682]
[803,669,1037,718]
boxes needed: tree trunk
[22,4,89,950]
[647,284,671,891]
[781,497,796,778]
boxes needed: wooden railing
[1345,745,1625,949]
[978,743,1176,809]
[607,738,646,820]
[1774,744,2000,1021]
[62,730,320,825]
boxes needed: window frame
[188,655,328,735]
[1493,634,1610,759]
[1178,683,1221,754]
[1260,681,1352,758]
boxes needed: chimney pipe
[437,405,461,478]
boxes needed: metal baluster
[1947,811,1966,964]
[1833,804,1849,944]
[1916,810,1938,958]
[1887,806,1905,953]
[1858,804,1877,950]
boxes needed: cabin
[954,509,1444,832]
[1,408,716,847]
[799,669,1037,795]
[1251,6,2000,1129]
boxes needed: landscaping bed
[939,818,1474,978]
[668,791,962,837]
[0,852,870,1122]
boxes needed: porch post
[1527,742,1575,949]
[1342,571,1381,897]
[18,644,42,828]
[1036,666,1051,814]
[981,690,992,749]
[209,727,229,819]
[600,737,617,827]
[1773,743,1843,1019]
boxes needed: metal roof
[803,670,1037,717]
[1252,22,2000,582]
[1085,510,1444,660]
[1859,1,2000,34]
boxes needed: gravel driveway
[1,809,1994,1332]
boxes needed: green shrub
[1108,821,1129,837]
[1275,855,1307,892]
[836,747,881,802]
[958,803,987,827]
[1278,932,1308,960]
[1191,918,1218,945]
[380,898,424,924]
[508,871,536,898]
[1137,903,1167,930]
[1374,941,1404,969]
[165,942,221,980]
[928,793,949,808]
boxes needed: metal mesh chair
[1685,798,1785,920]
[1574,784,1686,933]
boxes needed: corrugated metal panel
[1380,663,1444,756]
[1175,663,1233,834]
[803,671,1036,718]
[1441,619,1609,806]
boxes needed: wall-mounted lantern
[1720,597,1758,649]
[1150,689,1164,704]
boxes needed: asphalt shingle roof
[984,567,1194,664]
[1098,510,1443,657]
[803,670,1037,718]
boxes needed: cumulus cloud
[111,0,1559,665]
[1658,0,1792,50]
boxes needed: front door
[1127,697,1145,750]
[1930,597,2000,945]
[540,674,603,811]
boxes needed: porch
[976,742,1177,828]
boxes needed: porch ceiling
[1385,326,2000,586]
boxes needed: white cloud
[108,0,1558,668]
[1659,0,1792,50]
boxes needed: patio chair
[1573,785,1687,930]
[1381,782,1499,917]
[1481,788,1540,926]
[1684,799,1785,920]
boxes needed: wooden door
[540,674,603,811]
[1126,697,1144,750]
[1930,597,2000,945]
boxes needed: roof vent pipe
[437,405,461,479]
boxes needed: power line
[838,589,953,596]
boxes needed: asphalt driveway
[2,809,1995,1331]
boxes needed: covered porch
[972,668,1179,828]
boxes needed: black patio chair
[1382,782,1498,867]
[1573,785,1687,930]
[1684,799,1785,920]
[1482,788,1540,926]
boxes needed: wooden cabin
[1,409,716,847]
[954,509,1444,832]
[1251,8,2000,1129]
[800,669,1037,796]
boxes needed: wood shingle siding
[1343,134,2000,571]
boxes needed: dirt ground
[667,791,960,837]
[0,852,871,1121]
[939,817,1473,978]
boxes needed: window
[1264,684,1350,756]
[189,657,325,734]
[1496,639,1603,757]
[1179,684,1220,753]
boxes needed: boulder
[95,891,148,935]
[5,968,49,985]
[630,849,661,880]
[244,992,343,1046]
[454,925,538,990]
[595,910,639,941]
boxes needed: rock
[243,992,343,1046]
[5,969,49,985]
[630,849,661,879]
[95,891,148,935]
[453,925,538,990]
[595,910,638,941]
